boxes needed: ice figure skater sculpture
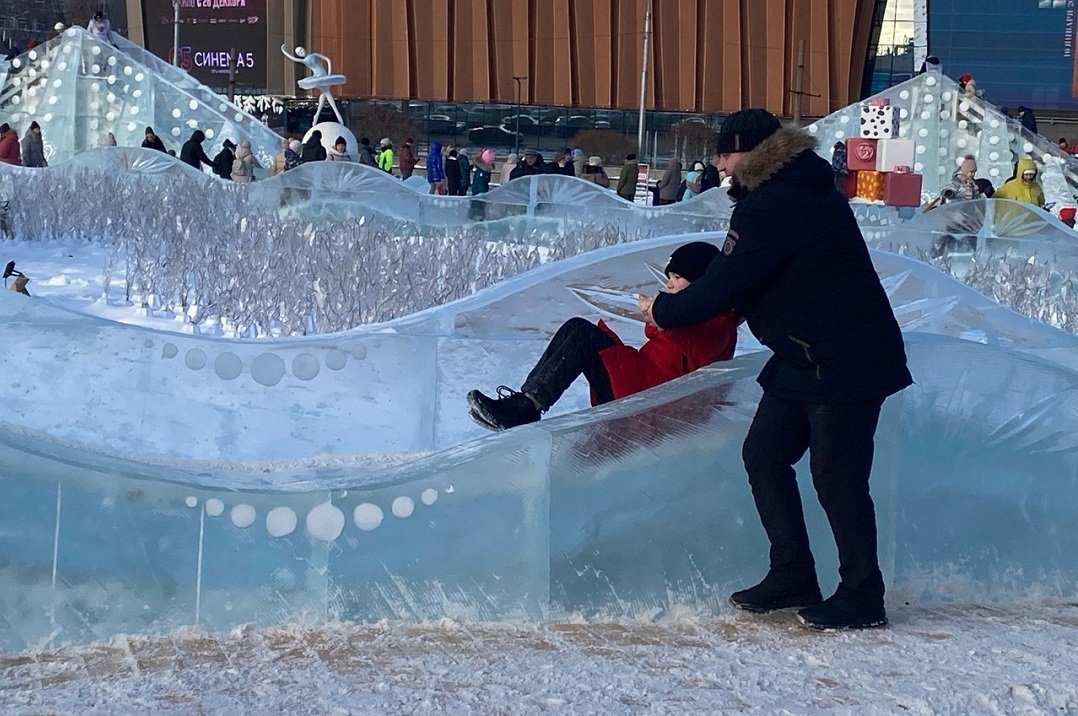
[281,44,347,124]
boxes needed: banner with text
[142,0,267,93]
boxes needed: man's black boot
[467,386,541,431]
[797,589,887,631]
[729,572,823,614]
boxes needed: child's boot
[467,386,541,431]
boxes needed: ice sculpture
[2,46,1078,646]
[280,45,346,124]
[807,72,1078,210]
[2,234,1078,649]
[0,28,282,167]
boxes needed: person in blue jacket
[426,140,445,194]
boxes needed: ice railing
[0,151,730,336]
[2,233,1076,465]
[0,27,283,167]
[875,198,1078,334]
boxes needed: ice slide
[1,236,1077,650]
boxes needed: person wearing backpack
[231,141,261,182]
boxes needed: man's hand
[638,293,657,326]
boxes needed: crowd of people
[0,79,1072,217]
[4,116,1069,217]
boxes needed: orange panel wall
[308,0,878,116]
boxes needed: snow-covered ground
[1,237,197,334]
[2,238,1078,714]
[1,602,1076,714]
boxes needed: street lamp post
[172,0,180,67]
[636,0,653,156]
[513,75,527,157]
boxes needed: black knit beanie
[664,241,719,283]
[716,108,782,154]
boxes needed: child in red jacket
[468,241,738,431]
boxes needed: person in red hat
[958,73,976,97]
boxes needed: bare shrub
[569,130,636,164]
[672,119,718,165]
[350,104,423,147]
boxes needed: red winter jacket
[593,312,739,405]
[0,131,21,165]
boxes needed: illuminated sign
[141,0,267,93]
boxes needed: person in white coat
[87,11,111,40]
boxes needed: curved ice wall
[1,237,1078,648]
[0,151,730,336]
[876,199,1078,335]
[0,147,730,236]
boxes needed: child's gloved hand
[637,293,657,326]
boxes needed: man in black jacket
[179,130,212,171]
[142,126,167,153]
[212,139,236,180]
[640,109,912,631]
[509,148,545,180]
[700,153,722,193]
[301,130,327,163]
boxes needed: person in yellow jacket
[993,158,1046,208]
[376,137,395,174]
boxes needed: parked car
[554,115,601,138]
[468,125,524,147]
[501,113,543,131]
[425,114,464,134]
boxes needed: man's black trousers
[742,392,887,602]
[521,317,617,410]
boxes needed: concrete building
[123,0,885,116]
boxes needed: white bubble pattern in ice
[392,496,415,518]
[231,503,256,529]
[266,506,298,538]
[306,502,345,541]
[353,503,384,531]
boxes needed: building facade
[307,0,881,117]
[124,0,884,117]
[929,0,1078,111]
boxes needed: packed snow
[1,602,1076,713]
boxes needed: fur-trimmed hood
[732,127,819,192]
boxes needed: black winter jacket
[179,131,212,170]
[142,135,167,153]
[652,128,912,403]
[509,157,545,180]
[700,165,722,193]
[445,154,463,195]
[301,137,327,163]
[212,144,235,180]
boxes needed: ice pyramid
[807,72,1078,210]
[0,28,282,166]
